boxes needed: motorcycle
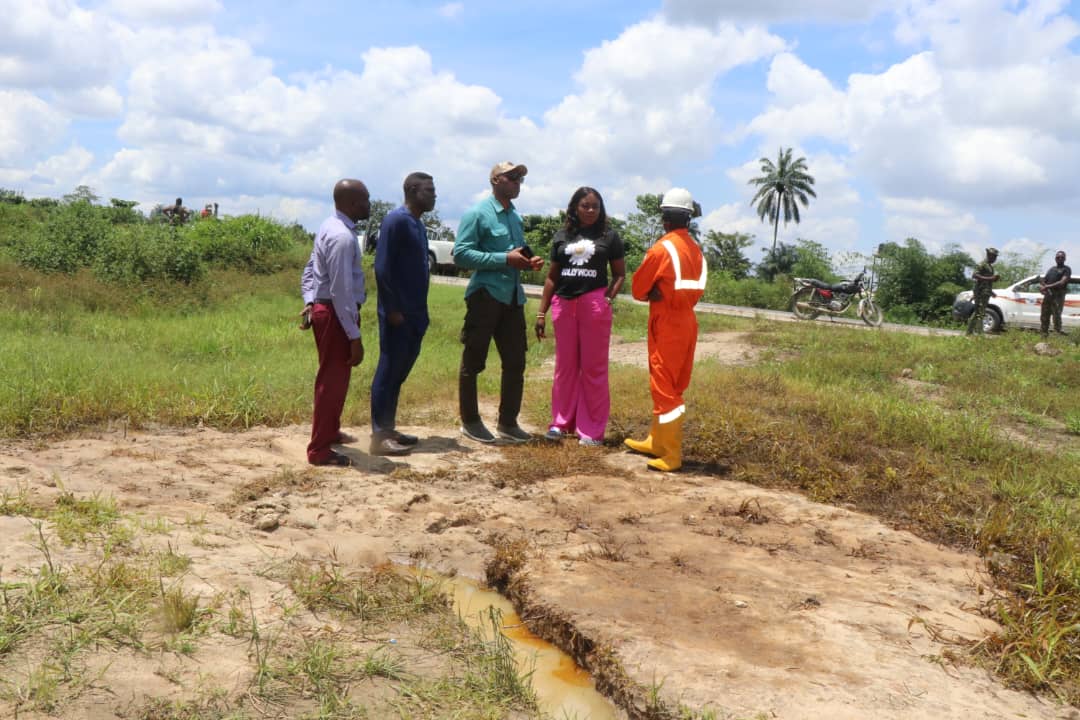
[790,270,884,327]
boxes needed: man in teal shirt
[454,161,544,443]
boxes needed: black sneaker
[461,421,496,444]
[497,424,532,443]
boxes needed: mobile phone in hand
[520,244,535,259]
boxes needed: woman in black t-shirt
[535,187,626,445]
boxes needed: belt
[316,299,365,313]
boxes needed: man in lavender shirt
[302,179,370,466]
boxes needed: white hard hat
[660,187,695,213]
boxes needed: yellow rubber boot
[624,417,663,457]
[647,418,682,472]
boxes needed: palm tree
[748,148,816,254]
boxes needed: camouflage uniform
[1040,261,1072,336]
[966,259,996,335]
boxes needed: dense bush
[94,224,204,284]
[703,271,792,309]
[876,239,973,323]
[187,215,307,273]
[0,203,39,255]
[13,201,111,274]
[1,190,309,285]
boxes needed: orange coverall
[631,228,707,424]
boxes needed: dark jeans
[459,289,526,426]
[370,316,426,437]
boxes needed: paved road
[430,274,963,337]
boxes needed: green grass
[0,260,729,437]
[3,261,1080,707]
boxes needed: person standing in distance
[369,172,437,456]
[162,197,189,225]
[304,179,370,466]
[535,187,626,446]
[1039,251,1071,337]
[624,188,707,472]
[966,247,1000,336]
[454,162,544,443]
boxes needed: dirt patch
[0,420,1073,719]
[609,330,761,368]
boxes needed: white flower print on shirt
[564,238,596,267]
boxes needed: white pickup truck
[954,274,1079,332]
[365,224,456,275]
[426,225,456,274]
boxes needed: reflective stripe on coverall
[631,228,707,424]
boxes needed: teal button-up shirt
[453,195,527,305]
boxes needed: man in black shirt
[1040,250,1071,336]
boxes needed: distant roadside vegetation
[0,185,1050,324]
[517,192,1048,325]
[0,186,311,288]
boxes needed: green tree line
[1,185,1048,326]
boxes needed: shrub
[13,201,110,274]
[703,272,792,310]
[0,203,38,254]
[0,188,25,204]
[186,215,305,273]
[94,225,205,285]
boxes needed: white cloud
[55,85,124,118]
[84,14,786,230]
[744,2,1080,217]
[881,195,990,253]
[438,2,464,20]
[104,0,222,24]
[0,91,68,166]
[663,0,890,25]
[742,53,848,144]
[0,143,95,197]
[895,0,1079,68]
[0,0,129,91]
[535,18,785,212]
[31,145,95,192]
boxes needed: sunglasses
[501,173,525,183]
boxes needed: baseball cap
[986,247,1000,255]
[490,162,528,181]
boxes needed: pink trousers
[550,287,612,441]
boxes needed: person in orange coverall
[624,188,707,471]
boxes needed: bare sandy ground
[0,332,1074,719]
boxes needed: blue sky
[2,0,1078,269]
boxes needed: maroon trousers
[307,303,352,464]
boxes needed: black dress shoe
[310,451,351,467]
[370,437,412,456]
[394,432,419,446]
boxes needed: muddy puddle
[445,574,619,719]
